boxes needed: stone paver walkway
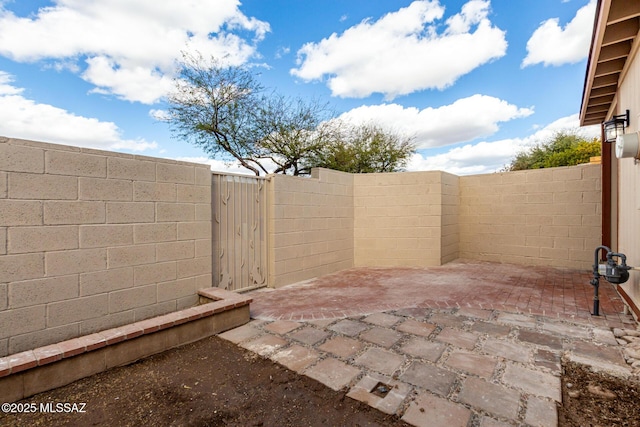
[218,262,637,427]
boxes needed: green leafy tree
[505,131,601,171]
[306,122,416,173]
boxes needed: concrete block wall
[0,137,212,356]
[459,164,601,269]
[268,168,354,287]
[353,171,456,267]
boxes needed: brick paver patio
[219,260,637,427]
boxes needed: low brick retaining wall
[0,288,251,403]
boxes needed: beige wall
[0,137,212,356]
[268,168,354,287]
[615,46,640,316]
[353,171,458,267]
[459,164,601,269]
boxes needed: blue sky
[0,0,600,175]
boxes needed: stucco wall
[267,168,354,287]
[0,137,212,357]
[615,46,640,318]
[459,164,601,269]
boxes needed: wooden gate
[212,172,268,292]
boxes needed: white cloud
[338,94,533,148]
[0,71,157,151]
[522,0,596,67]
[0,0,269,103]
[174,156,257,176]
[407,114,601,175]
[290,0,506,99]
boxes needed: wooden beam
[592,73,619,89]
[602,19,639,46]
[598,40,632,61]
[607,0,640,25]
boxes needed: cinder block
[80,267,134,296]
[46,248,107,275]
[195,203,211,221]
[107,244,155,268]
[47,294,109,327]
[80,311,134,335]
[134,223,177,243]
[8,172,77,200]
[45,150,106,177]
[0,283,6,310]
[79,224,133,248]
[0,143,44,173]
[44,201,105,225]
[134,300,176,321]
[157,163,194,184]
[134,261,176,286]
[177,184,211,203]
[107,157,156,181]
[156,240,195,262]
[156,203,194,222]
[109,284,156,313]
[9,274,78,308]
[8,226,78,254]
[177,221,210,240]
[195,167,212,186]
[0,253,44,282]
[106,202,155,224]
[195,239,211,257]
[0,171,6,198]
[0,227,6,255]
[9,324,79,354]
[0,200,43,226]
[79,177,132,201]
[0,305,46,340]
[157,277,196,302]
[133,181,176,202]
[177,256,211,279]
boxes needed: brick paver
[396,319,436,337]
[445,351,497,378]
[402,393,471,427]
[435,327,478,350]
[525,396,558,427]
[264,320,302,335]
[318,336,363,358]
[458,376,521,420]
[270,344,319,373]
[400,362,456,396]
[304,358,360,391]
[287,326,329,345]
[363,312,402,327]
[360,327,403,348]
[347,374,410,415]
[328,319,368,337]
[355,347,404,376]
[502,363,561,401]
[399,337,446,362]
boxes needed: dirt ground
[0,336,409,427]
[2,335,639,427]
[558,362,640,427]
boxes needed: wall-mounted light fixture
[603,109,630,143]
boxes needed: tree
[306,122,416,173]
[252,95,334,175]
[166,52,267,175]
[166,52,415,176]
[504,131,601,171]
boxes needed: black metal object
[590,246,631,316]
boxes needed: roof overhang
[580,0,640,126]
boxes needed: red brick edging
[0,288,251,379]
